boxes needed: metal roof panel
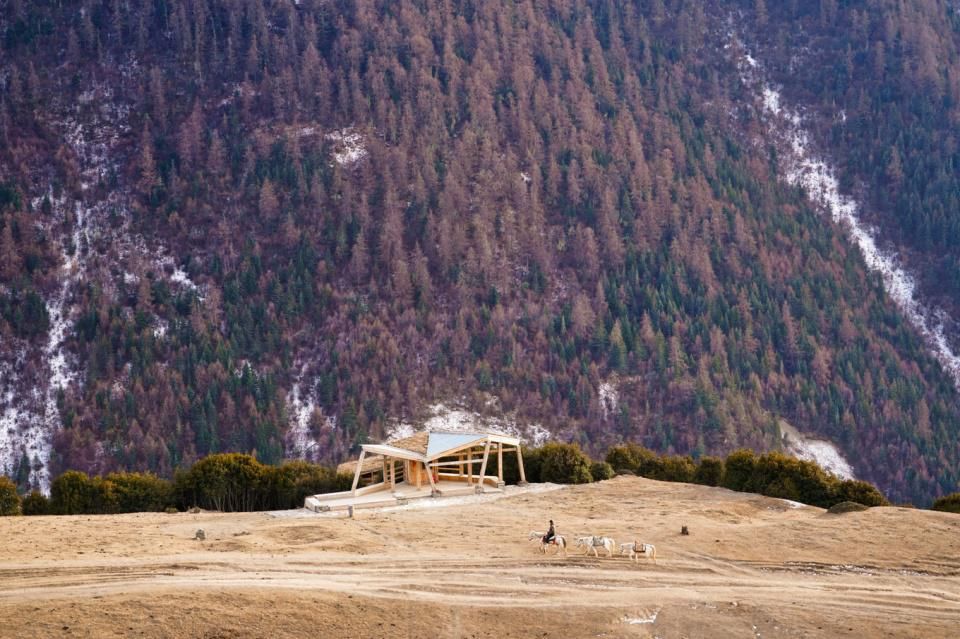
[426,432,488,458]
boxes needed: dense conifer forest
[1,0,959,504]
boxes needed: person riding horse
[542,520,556,545]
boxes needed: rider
[542,520,556,545]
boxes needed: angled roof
[360,443,428,462]
[426,432,488,458]
[369,430,520,459]
[337,429,522,481]
[337,454,383,476]
[339,430,523,476]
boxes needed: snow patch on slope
[35,193,93,490]
[779,421,855,480]
[598,381,619,419]
[284,368,336,461]
[388,402,551,446]
[285,378,317,459]
[0,190,88,490]
[326,128,367,165]
[170,266,197,291]
[1,80,140,489]
[734,38,960,391]
[0,359,31,482]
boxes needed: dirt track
[1,476,959,638]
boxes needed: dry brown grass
[1,476,959,638]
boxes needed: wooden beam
[428,458,485,467]
[467,449,473,484]
[389,458,396,490]
[415,461,422,489]
[477,440,492,493]
[359,444,428,462]
[351,449,367,496]
[517,446,526,484]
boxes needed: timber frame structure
[305,431,526,512]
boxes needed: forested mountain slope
[740,0,960,320]
[1,0,958,504]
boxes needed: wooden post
[389,458,396,490]
[477,440,492,493]
[416,461,422,489]
[517,447,527,484]
[458,453,463,477]
[351,450,367,496]
[497,442,504,484]
[381,457,387,485]
[425,461,439,495]
[467,449,473,484]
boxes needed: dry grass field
[1,476,959,638]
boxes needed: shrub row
[174,456,351,512]
[605,444,888,509]
[501,442,703,487]
[0,455,351,516]
[932,493,960,514]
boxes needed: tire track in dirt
[3,552,958,628]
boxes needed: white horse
[575,535,616,558]
[528,530,567,556]
[619,540,657,564]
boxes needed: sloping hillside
[0,477,958,637]
[1,1,959,504]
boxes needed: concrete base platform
[305,479,502,512]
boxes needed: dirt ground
[1,476,959,638]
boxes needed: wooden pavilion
[305,430,526,512]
